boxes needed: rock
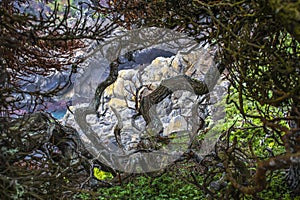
[108,98,127,108]
[64,46,226,152]
[165,116,188,136]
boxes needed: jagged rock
[63,47,228,152]
[165,116,188,136]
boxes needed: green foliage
[226,86,287,158]
[196,86,292,198]
[93,167,114,181]
[257,171,292,200]
[95,173,204,200]
[75,193,91,200]
[224,86,293,198]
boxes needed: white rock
[63,47,228,152]
[165,116,188,136]
[108,98,127,108]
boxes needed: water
[47,48,175,120]
[50,109,68,120]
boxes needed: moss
[268,0,300,42]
